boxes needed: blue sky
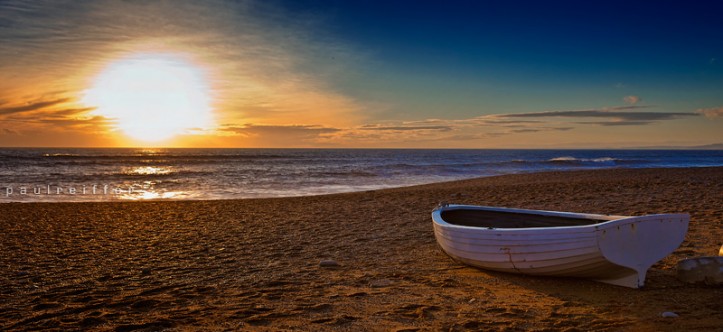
[0,0,721,147]
[289,1,723,112]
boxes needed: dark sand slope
[1,167,721,331]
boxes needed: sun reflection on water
[115,170,186,200]
[119,189,184,200]
[136,148,164,155]
[126,166,173,175]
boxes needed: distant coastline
[631,143,723,150]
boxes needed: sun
[83,53,214,142]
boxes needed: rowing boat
[432,204,689,288]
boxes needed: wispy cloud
[495,105,698,124]
[3,113,113,129]
[576,121,652,126]
[209,123,344,147]
[435,133,505,141]
[696,107,723,118]
[220,124,341,138]
[0,94,108,135]
[623,95,641,105]
[509,129,541,133]
[358,125,453,132]
[0,98,70,115]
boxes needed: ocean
[1,148,721,202]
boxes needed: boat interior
[441,209,612,228]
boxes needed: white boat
[432,204,689,288]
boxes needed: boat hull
[432,205,689,288]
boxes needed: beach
[1,167,721,331]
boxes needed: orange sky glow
[0,1,721,148]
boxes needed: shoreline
[1,167,721,331]
[2,165,722,204]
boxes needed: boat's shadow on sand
[447,260,719,330]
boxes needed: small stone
[677,256,723,285]
[319,260,339,268]
[661,311,679,318]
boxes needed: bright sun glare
[83,53,213,142]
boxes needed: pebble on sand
[319,260,339,268]
[661,312,679,318]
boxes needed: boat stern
[595,214,690,288]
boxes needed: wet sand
[1,167,722,331]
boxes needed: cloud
[507,126,573,134]
[299,122,465,145]
[509,129,541,133]
[44,107,97,118]
[401,117,544,129]
[497,106,697,123]
[472,118,544,128]
[0,98,70,115]
[437,133,506,141]
[316,116,577,146]
[213,123,344,147]
[221,124,341,137]
[696,107,723,118]
[0,95,109,134]
[3,114,114,131]
[577,121,652,126]
[358,125,453,132]
[623,95,641,105]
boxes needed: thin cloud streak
[358,125,453,132]
[220,124,341,136]
[0,94,109,134]
[496,106,697,122]
[696,107,723,118]
[0,98,70,115]
[577,121,653,126]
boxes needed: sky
[0,0,722,148]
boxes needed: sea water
[1,148,721,202]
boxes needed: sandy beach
[1,167,721,331]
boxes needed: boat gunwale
[432,204,684,232]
